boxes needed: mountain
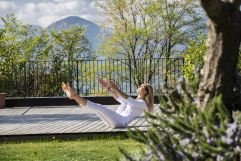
[47,16,101,50]
[30,24,43,30]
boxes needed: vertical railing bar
[126,59,128,94]
[47,61,50,96]
[64,61,67,94]
[100,60,103,94]
[56,61,59,96]
[146,58,148,83]
[108,60,110,79]
[129,59,132,95]
[43,61,46,96]
[82,60,84,95]
[32,61,35,96]
[36,61,39,97]
[174,58,176,81]
[80,60,83,95]
[88,60,90,95]
[120,59,123,91]
[153,59,155,88]
[24,62,26,97]
[76,60,79,95]
[170,58,174,83]
[28,61,31,96]
[104,59,106,93]
[86,60,88,95]
[158,59,160,93]
[97,60,100,94]
[113,59,116,82]
[93,60,95,95]
[116,59,119,90]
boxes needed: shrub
[121,77,241,161]
[182,35,206,80]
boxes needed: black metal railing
[0,58,184,97]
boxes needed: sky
[0,0,105,28]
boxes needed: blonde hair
[143,83,154,112]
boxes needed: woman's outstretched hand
[98,78,109,90]
[98,78,119,91]
[61,82,77,99]
[98,78,118,98]
[108,80,119,91]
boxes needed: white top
[115,96,147,122]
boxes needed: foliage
[238,49,241,73]
[50,26,92,62]
[97,0,205,87]
[122,76,241,161]
[182,35,241,79]
[182,34,206,79]
[0,15,38,94]
[49,26,93,90]
[0,15,93,96]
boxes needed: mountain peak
[58,16,94,25]
[47,16,101,50]
[47,16,98,29]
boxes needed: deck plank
[0,104,159,136]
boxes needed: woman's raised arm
[108,80,129,100]
[98,78,118,99]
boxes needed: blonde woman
[61,79,154,128]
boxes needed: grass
[0,137,143,161]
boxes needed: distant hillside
[30,24,42,30]
[47,16,101,50]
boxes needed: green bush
[182,36,241,78]
[122,77,241,161]
[182,35,206,79]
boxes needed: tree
[120,1,241,160]
[0,15,34,95]
[197,0,241,109]
[0,15,50,62]
[50,26,92,62]
[50,26,92,88]
[0,15,95,96]
[97,0,205,87]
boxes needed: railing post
[76,60,80,95]
[129,59,132,94]
[165,58,168,87]
[24,61,27,97]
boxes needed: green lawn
[0,138,143,161]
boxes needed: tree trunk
[197,0,241,109]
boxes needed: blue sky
[0,0,105,28]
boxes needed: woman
[61,79,154,128]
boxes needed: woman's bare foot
[61,82,77,99]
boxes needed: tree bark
[197,0,241,109]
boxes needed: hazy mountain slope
[47,16,101,50]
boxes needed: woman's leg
[62,82,127,128]
[83,101,127,128]
[62,82,87,106]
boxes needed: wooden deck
[0,104,159,140]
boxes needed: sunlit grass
[0,138,143,161]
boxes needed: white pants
[83,100,129,128]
